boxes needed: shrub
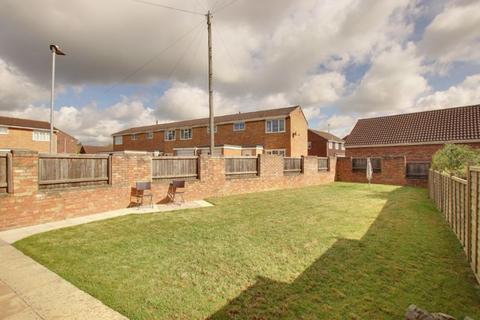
[431,144,480,178]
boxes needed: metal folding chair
[135,181,153,208]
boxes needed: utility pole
[49,44,66,154]
[207,11,214,156]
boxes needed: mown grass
[15,183,480,319]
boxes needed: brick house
[0,116,79,153]
[342,104,480,182]
[308,129,345,157]
[112,106,309,157]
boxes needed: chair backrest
[172,180,185,188]
[136,181,151,191]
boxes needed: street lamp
[49,44,66,153]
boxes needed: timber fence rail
[284,157,303,174]
[225,156,258,177]
[429,168,480,282]
[0,153,12,193]
[152,156,198,179]
[38,154,111,189]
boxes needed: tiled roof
[80,145,113,154]
[113,106,300,135]
[345,104,480,147]
[0,115,52,130]
[309,129,344,142]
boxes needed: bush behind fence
[429,168,480,282]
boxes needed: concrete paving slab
[0,200,213,244]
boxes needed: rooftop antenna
[327,123,330,133]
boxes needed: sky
[0,0,479,145]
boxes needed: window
[165,130,176,141]
[32,131,50,141]
[329,142,334,149]
[406,162,430,179]
[131,134,138,140]
[233,122,245,131]
[266,119,285,133]
[266,149,286,156]
[0,127,8,135]
[207,126,217,134]
[180,128,192,140]
[308,141,312,150]
[147,132,154,139]
[352,158,381,172]
[335,143,339,150]
[114,135,123,145]
[341,143,345,150]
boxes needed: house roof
[80,145,113,154]
[345,104,480,147]
[113,106,300,136]
[309,129,344,142]
[0,115,54,131]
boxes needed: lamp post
[49,44,66,153]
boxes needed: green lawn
[15,183,480,319]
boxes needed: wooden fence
[225,156,258,177]
[152,156,198,179]
[0,153,12,193]
[38,154,111,189]
[429,167,480,282]
[284,157,302,173]
[318,157,329,171]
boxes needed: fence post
[108,154,113,185]
[6,152,13,193]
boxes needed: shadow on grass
[208,186,480,320]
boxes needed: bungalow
[344,104,480,178]
[112,106,309,157]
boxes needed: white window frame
[131,134,138,140]
[308,141,312,150]
[341,143,345,150]
[32,130,50,142]
[180,128,193,140]
[265,149,286,156]
[233,121,245,131]
[114,135,123,145]
[335,142,339,150]
[0,127,8,135]
[207,126,217,134]
[164,130,176,141]
[147,131,154,140]
[265,118,285,133]
[329,142,334,149]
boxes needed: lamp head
[49,44,66,56]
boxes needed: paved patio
[0,200,213,319]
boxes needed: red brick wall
[345,142,480,161]
[308,131,327,157]
[335,156,428,187]
[0,152,334,231]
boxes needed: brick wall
[335,156,427,187]
[0,127,55,153]
[0,151,335,230]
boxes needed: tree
[431,144,480,178]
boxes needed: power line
[130,0,205,16]
[166,25,203,80]
[104,21,203,94]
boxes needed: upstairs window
[165,130,176,141]
[131,134,138,140]
[180,128,192,140]
[335,143,339,150]
[207,126,217,134]
[266,119,285,133]
[233,122,245,131]
[341,143,345,150]
[308,141,312,150]
[114,135,123,145]
[147,132,154,139]
[32,131,50,141]
[0,127,8,135]
[329,142,334,149]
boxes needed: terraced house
[112,106,308,156]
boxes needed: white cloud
[416,74,480,109]
[419,0,480,67]
[0,59,48,110]
[343,43,429,113]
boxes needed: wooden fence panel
[429,168,480,283]
[152,157,198,179]
[225,157,258,176]
[318,157,329,171]
[284,157,302,173]
[38,154,109,189]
